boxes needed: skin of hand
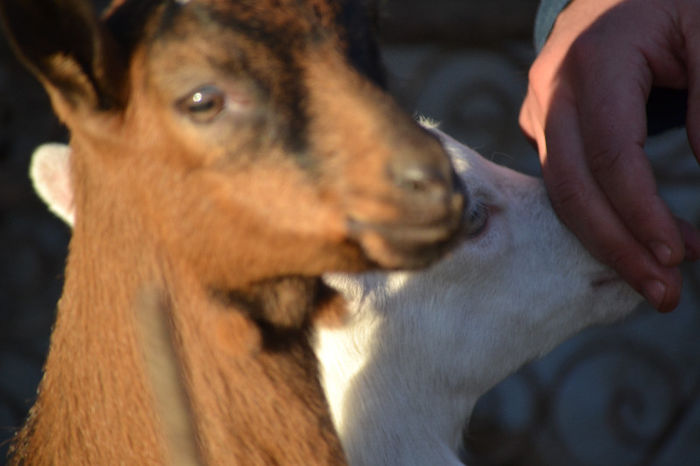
[520,0,700,312]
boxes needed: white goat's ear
[30,143,75,227]
[416,115,440,129]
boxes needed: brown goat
[0,0,465,464]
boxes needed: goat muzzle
[348,154,466,270]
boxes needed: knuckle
[587,146,624,178]
[602,247,639,275]
[597,243,651,289]
[568,28,603,65]
[527,59,549,88]
[518,96,537,136]
[625,203,658,232]
[544,175,591,215]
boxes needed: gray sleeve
[534,0,573,52]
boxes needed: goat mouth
[348,214,463,270]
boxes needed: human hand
[520,0,700,312]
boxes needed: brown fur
[1,0,464,464]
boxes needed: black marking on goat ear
[105,0,168,55]
[336,0,386,88]
[0,0,127,111]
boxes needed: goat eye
[176,86,225,123]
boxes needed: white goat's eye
[176,85,226,123]
[465,202,489,238]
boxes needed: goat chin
[317,127,642,466]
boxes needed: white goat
[30,127,642,466]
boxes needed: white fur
[316,128,642,465]
[30,129,642,466]
[30,143,75,225]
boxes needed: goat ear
[30,143,76,227]
[0,0,125,117]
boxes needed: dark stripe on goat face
[144,0,361,160]
[106,0,383,99]
[108,0,384,173]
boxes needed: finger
[543,91,682,311]
[676,217,700,262]
[572,41,685,269]
[518,88,546,153]
[518,91,536,145]
[682,6,700,167]
[680,13,700,263]
[520,47,566,157]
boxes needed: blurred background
[1,1,699,464]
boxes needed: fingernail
[649,241,673,265]
[643,280,667,311]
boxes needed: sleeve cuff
[534,0,573,52]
